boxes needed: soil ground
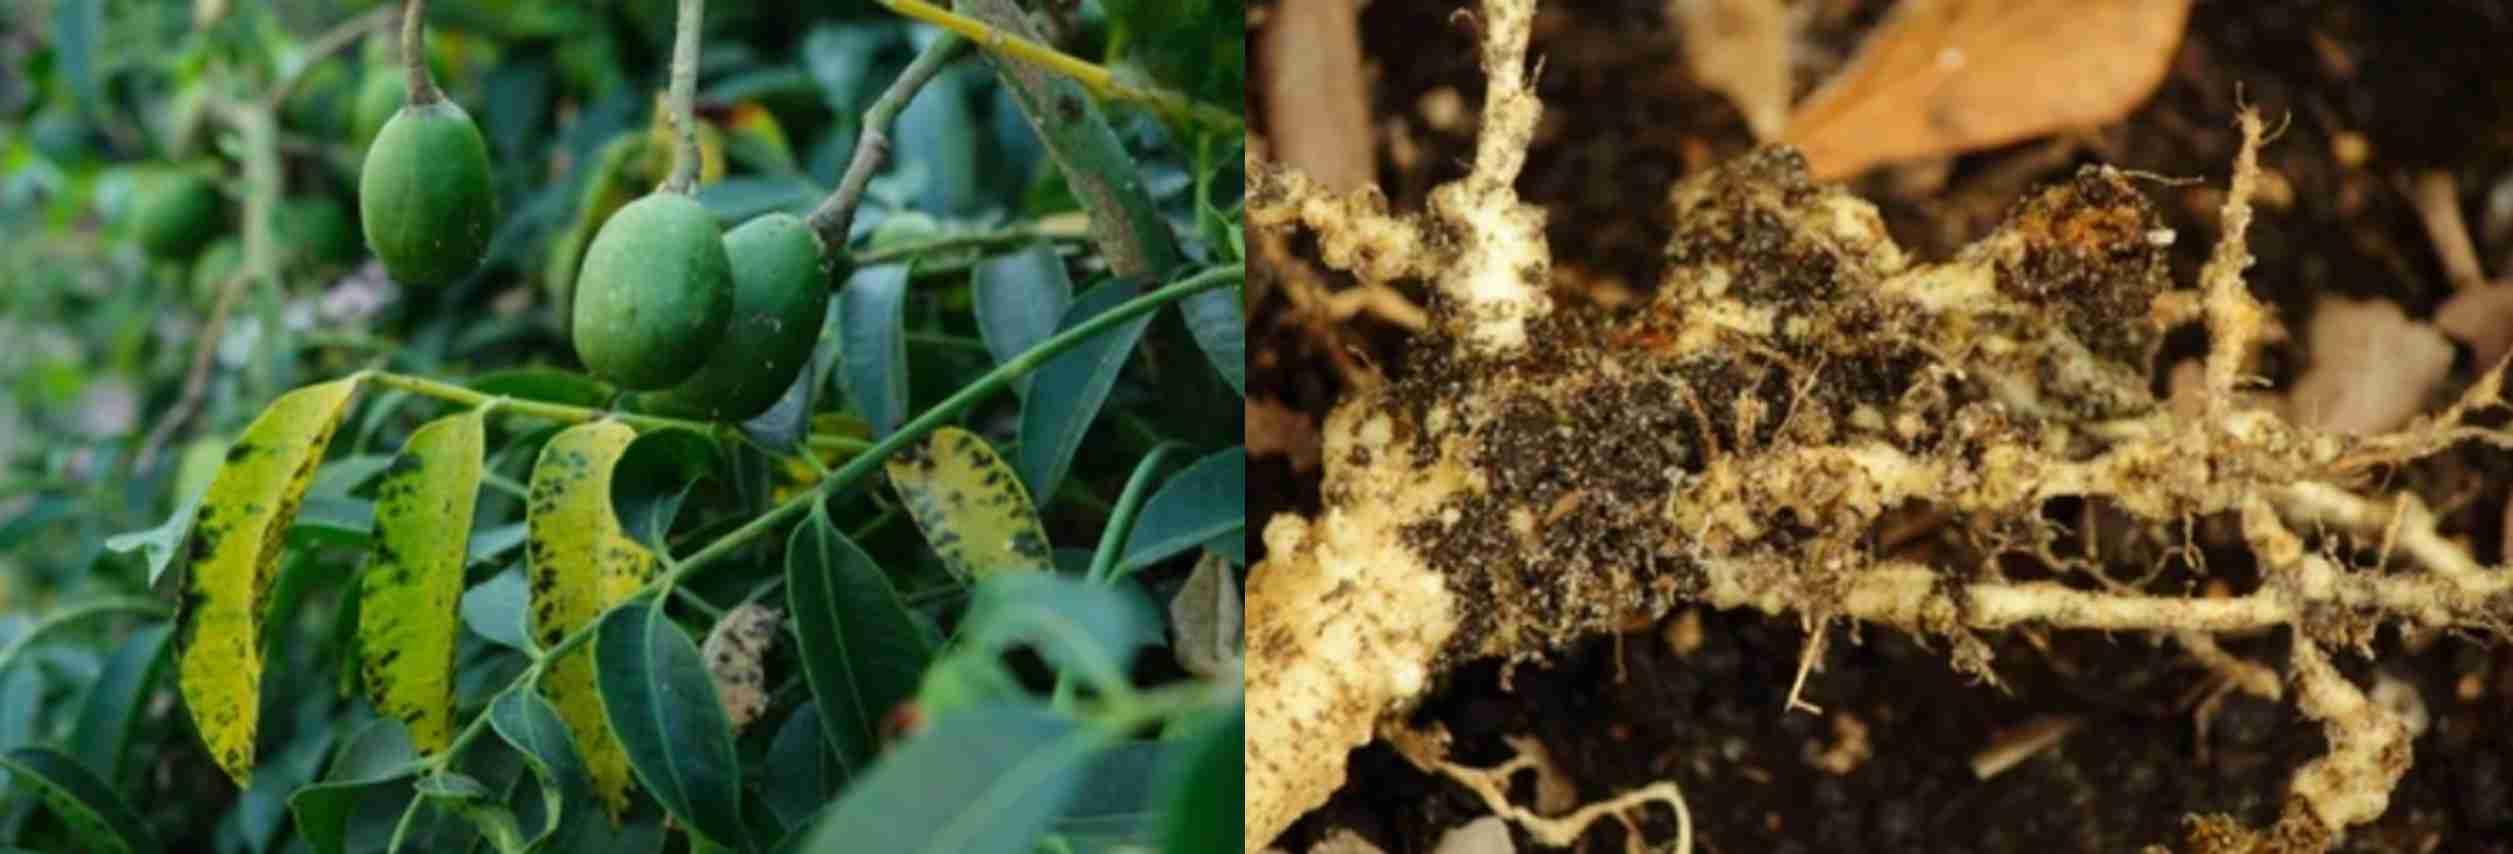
[1249,1,2513,851]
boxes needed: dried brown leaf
[1782,0,2192,180]
[1262,0,1376,193]
[701,603,782,733]
[1671,0,1796,141]
[2436,281,2513,370]
[2285,297,2454,435]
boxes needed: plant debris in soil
[1247,0,2513,851]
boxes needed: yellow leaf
[885,427,1052,580]
[526,420,654,817]
[356,409,486,757]
[178,377,363,786]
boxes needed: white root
[1246,1,2512,848]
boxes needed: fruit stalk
[804,33,969,252]
[398,0,440,106]
[662,0,707,195]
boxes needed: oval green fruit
[276,195,359,268]
[572,192,734,389]
[634,213,836,420]
[135,170,225,260]
[351,71,404,151]
[360,100,494,287]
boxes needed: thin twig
[879,0,1241,136]
[135,272,249,472]
[264,7,396,110]
[803,34,969,251]
[662,0,707,194]
[399,0,441,106]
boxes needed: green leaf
[786,502,931,781]
[469,368,616,409]
[1177,284,1245,396]
[797,705,1101,854]
[1117,447,1245,575]
[885,427,1053,580]
[104,490,200,589]
[178,376,363,786]
[526,420,656,817]
[0,746,161,854]
[288,718,421,854]
[594,598,750,851]
[840,264,912,437]
[759,703,837,832]
[608,426,719,551]
[461,570,533,652]
[1159,707,1242,854]
[486,690,606,854]
[417,772,530,854]
[1054,740,1171,848]
[963,573,1160,696]
[468,521,531,566]
[971,245,1074,401]
[1018,280,1153,505]
[67,622,172,786]
[358,410,487,757]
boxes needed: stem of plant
[399,0,441,106]
[424,265,1239,772]
[878,0,1241,136]
[662,0,706,195]
[849,219,1090,267]
[0,597,172,677]
[265,7,396,110]
[360,370,875,455]
[1086,442,1186,585]
[804,33,969,250]
[1055,440,1187,710]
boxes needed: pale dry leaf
[1308,830,1389,854]
[2285,297,2454,436]
[1670,0,1795,142]
[1782,0,2193,180]
[1432,817,1517,854]
[1262,0,1376,193]
[1170,549,1244,678]
[701,603,783,733]
[2436,282,2513,371]
[1248,397,1324,472]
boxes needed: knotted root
[1247,0,2512,849]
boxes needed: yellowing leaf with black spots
[526,420,654,817]
[885,427,1051,580]
[179,377,361,787]
[356,409,485,757]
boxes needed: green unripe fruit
[634,213,836,420]
[352,71,404,150]
[359,100,494,287]
[276,196,359,267]
[134,170,225,260]
[191,239,243,307]
[572,193,734,390]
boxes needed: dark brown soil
[1250,0,2513,851]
